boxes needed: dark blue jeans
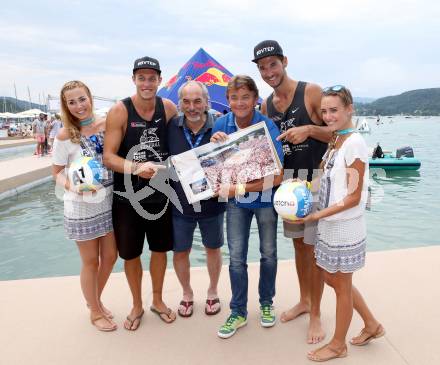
[226,202,278,317]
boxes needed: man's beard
[185,112,204,123]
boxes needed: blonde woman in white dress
[52,80,117,332]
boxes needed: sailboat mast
[14,83,18,113]
[27,86,32,109]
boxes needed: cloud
[0,23,109,55]
[1,0,439,103]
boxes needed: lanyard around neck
[183,126,206,149]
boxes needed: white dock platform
[0,154,52,198]
[1,246,439,365]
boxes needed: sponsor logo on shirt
[280,118,296,133]
[139,128,160,149]
[131,121,146,128]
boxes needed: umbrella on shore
[0,112,20,119]
[16,109,45,117]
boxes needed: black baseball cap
[252,40,284,63]
[133,56,161,75]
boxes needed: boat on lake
[369,146,421,170]
[356,118,371,133]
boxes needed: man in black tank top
[104,56,178,328]
[253,40,331,344]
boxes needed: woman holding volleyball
[291,85,384,361]
[52,80,117,332]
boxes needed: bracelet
[236,183,246,196]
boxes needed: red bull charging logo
[195,67,231,87]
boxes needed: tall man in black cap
[104,56,178,329]
[253,40,332,344]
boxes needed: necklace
[79,117,94,127]
[336,128,355,135]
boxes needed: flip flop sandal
[150,306,176,323]
[307,344,348,362]
[91,315,117,332]
[350,324,385,346]
[178,300,194,317]
[205,298,221,315]
[124,309,145,331]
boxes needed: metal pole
[27,86,32,109]
[14,83,18,112]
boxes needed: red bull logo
[195,67,231,87]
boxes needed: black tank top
[113,96,169,203]
[267,81,327,181]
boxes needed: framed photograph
[171,122,282,204]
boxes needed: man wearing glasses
[253,40,331,344]
[104,56,178,330]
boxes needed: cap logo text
[137,60,156,67]
[256,46,274,56]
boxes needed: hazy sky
[1,0,439,103]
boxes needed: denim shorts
[172,211,224,252]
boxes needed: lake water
[0,116,439,280]
[0,144,35,162]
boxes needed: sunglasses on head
[322,85,346,94]
[89,134,103,154]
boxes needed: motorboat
[369,146,421,170]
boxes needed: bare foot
[87,302,113,319]
[280,302,310,323]
[100,302,113,319]
[307,316,326,344]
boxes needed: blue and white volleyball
[273,181,313,220]
[68,157,103,192]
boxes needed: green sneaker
[217,313,247,339]
[260,305,276,327]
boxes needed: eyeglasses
[322,85,346,94]
[89,134,103,154]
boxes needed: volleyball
[68,157,103,192]
[273,181,313,220]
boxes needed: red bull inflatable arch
[158,48,234,113]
